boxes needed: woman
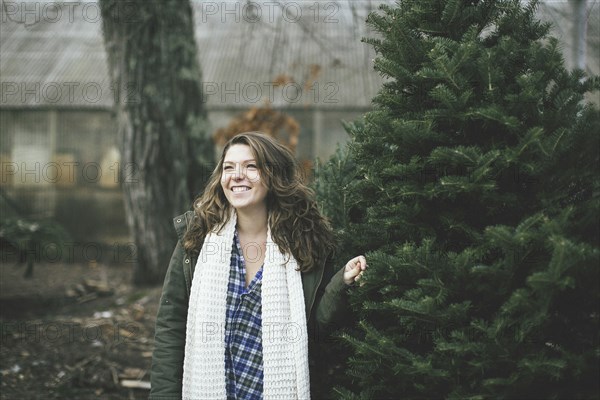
[149,132,367,400]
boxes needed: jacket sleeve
[149,240,188,400]
[314,260,351,335]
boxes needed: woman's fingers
[346,255,367,271]
[357,255,367,271]
[344,255,369,286]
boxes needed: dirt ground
[0,260,350,400]
[0,260,162,400]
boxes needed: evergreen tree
[324,0,600,398]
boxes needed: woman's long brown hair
[183,132,336,272]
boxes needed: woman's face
[220,144,268,212]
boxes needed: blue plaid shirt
[225,230,264,399]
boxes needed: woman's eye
[223,165,233,170]
[247,164,257,169]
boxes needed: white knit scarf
[182,212,311,400]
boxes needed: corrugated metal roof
[191,1,386,109]
[1,0,112,108]
[1,0,385,109]
[2,1,596,110]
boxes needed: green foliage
[323,0,600,398]
[310,131,366,399]
[0,218,71,278]
[312,136,358,228]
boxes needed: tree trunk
[99,0,212,285]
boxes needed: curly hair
[183,132,336,272]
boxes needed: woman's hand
[343,255,368,286]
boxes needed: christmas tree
[320,0,600,398]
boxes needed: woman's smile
[231,185,251,193]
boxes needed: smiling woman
[149,132,368,400]
[221,144,268,213]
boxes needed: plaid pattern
[225,230,264,400]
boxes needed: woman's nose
[233,164,244,180]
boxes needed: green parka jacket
[149,211,350,399]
